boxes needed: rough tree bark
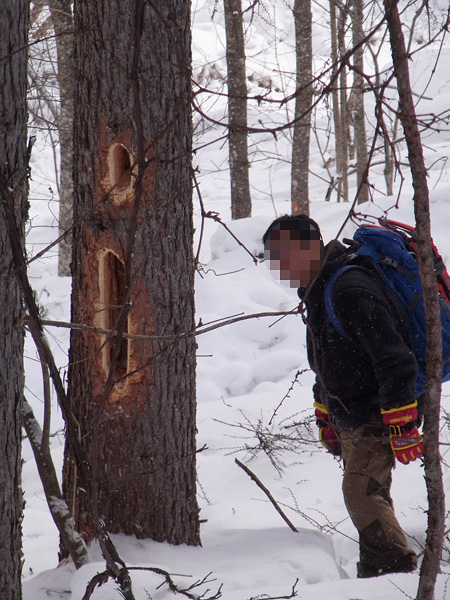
[350,0,369,204]
[384,1,444,598]
[291,0,312,215]
[337,4,349,202]
[48,0,75,277]
[63,0,200,547]
[224,0,252,220]
[0,1,29,597]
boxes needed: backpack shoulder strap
[324,264,360,338]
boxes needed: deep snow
[22,190,450,599]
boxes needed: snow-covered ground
[22,2,450,599]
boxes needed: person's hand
[381,401,423,465]
[314,402,341,456]
[388,427,423,464]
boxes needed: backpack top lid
[353,225,418,282]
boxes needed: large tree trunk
[63,0,200,547]
[291,0,312,215]
[384,1,444,598]
[49,0,75,277]
[0,1,29,597]
[224,0,252,220]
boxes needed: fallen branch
[83,566,223,600]
[23,399,89,568]
[235,458,298,532]
[246,578,299,600]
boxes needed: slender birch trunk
[350,0,369,204]
[384,1,444,598]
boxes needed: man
[263,214,423,578]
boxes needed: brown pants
[340,423,417,573]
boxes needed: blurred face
[265,228,323,288]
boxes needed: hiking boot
[357,562,381,578]
[357,553,417,578]
[380,553,418,575]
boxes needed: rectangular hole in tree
[101,251,129,379]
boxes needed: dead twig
[269,369,310,426]
[83,566,223,600]
[235,458,298,532]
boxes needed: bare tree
[337,3,349,202]
[48,0,74,276]
[27,1,74,276]
[365,27,395,197]
[224,0,252,219]
[329,0,343,201]
[0,0,29,596]
[350,0,369,204]
[384,1,445,598]
[63,0,200,547]
[291,0,312,214]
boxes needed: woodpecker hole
[107,143,133,201]
[99,251,129,378]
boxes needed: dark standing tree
[0,0,29,597]
[224,0,252,220]
[384,1,445,598]
[291,0,312,215]
[63,0,200,547]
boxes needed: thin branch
[202,210,258,265]
[35,306,301,342]
[26,225,74,266]
[235,458,299,532]
[269,369,310,426]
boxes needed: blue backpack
[325,221,450,396]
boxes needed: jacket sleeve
[333,271,417,411]
[306,324,329,411]
[313,378,325,406]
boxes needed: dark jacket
[299,241,418,430]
